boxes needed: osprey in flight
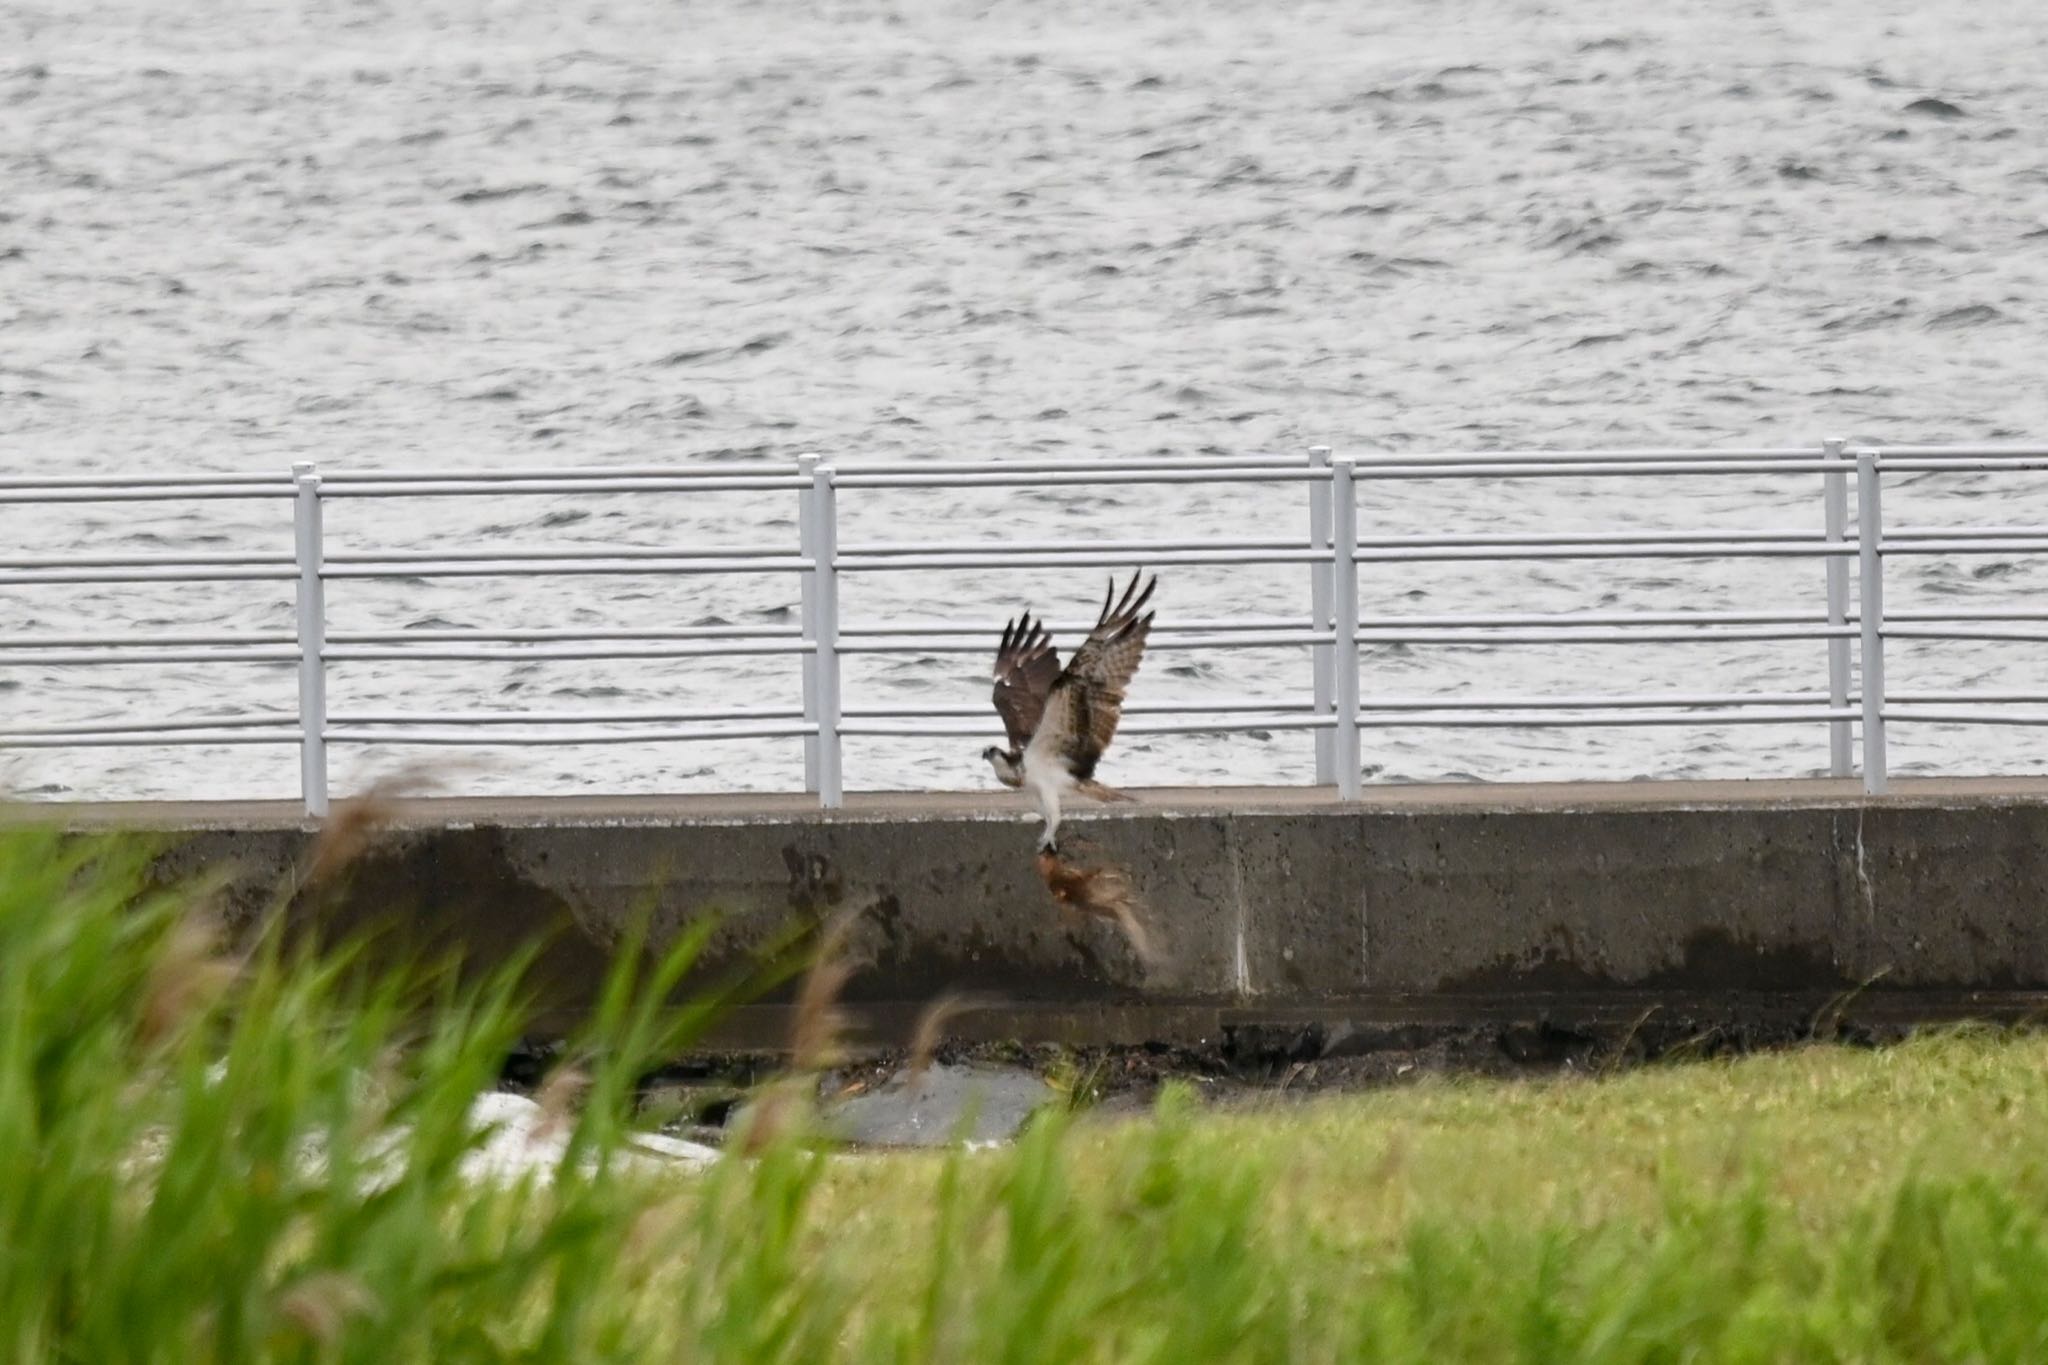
[983,570,1157,853]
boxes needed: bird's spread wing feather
[1028,571,1157,780]
[991,612,1062,750]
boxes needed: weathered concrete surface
[13,778,2048,1044]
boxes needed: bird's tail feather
[1077,780,1134,804]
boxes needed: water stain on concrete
[1441,927,1851,995]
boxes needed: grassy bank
[803,1031,2048,1361]
[5,825,2048,1361]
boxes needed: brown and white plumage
[990,613,1061,756]
[982,571,1157,851]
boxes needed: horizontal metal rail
[1868,445,2048,458]
[0,455,1307,499]
[1356,691,1831,711]
[834,548,1328,570]
[842,630,1330,654]
[1353,528,1827,549]
[0,568,297,585]
[1890,691,2048,704]
[1881,609,2048,623]
[0,464,791,492]
[0,649,300,666]
[839,715,1331,738]
[1879,539,2048,555]
[0,730,302,748]
[1357,609,1824,629]
[835,468,1324,489]
[0,615,1871,658]
[2,693,1856,740]
[327,455,1306,484]
[319,724,816,745]
[319,463,794,484]
[1360,608,2048,629]
[322,546,796,565]
[1357,446,1820,465]
[320,477,809,497]
[1344,459,1845,479]
[841,697,1316,719]
[840,615,1307,637]
[323,641,813,661]
[1355,627,1856,645]
[0,487,294,504]
[1880,459,2048,474]
[840,536,1300,557]
[0,446,1872,499]
[0,631,804,652]
[1884,628,2048,644]
[851,453,1302,475]
[0,552,292,571]
[0,472,288,491]
[321,556,809,579]
[1884,710,2048,726]
[329,705,807,727]
[326,626,803,644]
[0,631,296,648]
[0,715,299,738]
[8,440,2048,809]
[1354,542,1851,563]
[1889,524,2048,540]
[1354,707,1856,728]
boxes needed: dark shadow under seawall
[22,778,2048,1051]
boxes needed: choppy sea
[5,0,2048,801]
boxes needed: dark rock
[821,1063,1055,1147]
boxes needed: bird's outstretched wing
[1027,571,1157,780]
[991,612,1062,751]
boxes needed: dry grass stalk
[274,1271,376,1344]
[789,908,858,1073]
[1035,848,1156,965]
[906,991,995,1077]
[622,1198,690,1260]
[302,760,475,887]
[733,1081,807,1158]
[138,909,239,1047]
[737,908,860,1156]
[534,1062,591,1140]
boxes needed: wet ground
[508,1005,1946,1148]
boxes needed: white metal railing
[7,440,2048,813]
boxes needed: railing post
[1822,435,1852,777]
[1307,445,1335,785]
[1332,457,1361,800]
[810,461,843,808]
[796,452,821,792]
[292,462,329,818]
[1855,447,1887,795]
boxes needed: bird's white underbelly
[1019,747,1074,813]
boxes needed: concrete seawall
[20,778,2048,1051]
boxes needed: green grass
[6,823,2048,1362]
[797,1036,2048,1362]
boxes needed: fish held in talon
[1034,845,1155,965]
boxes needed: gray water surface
[6,0,2048,800]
